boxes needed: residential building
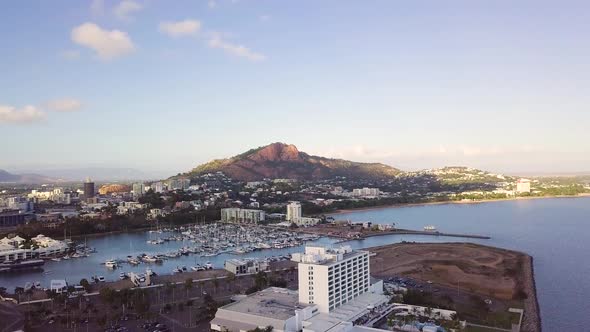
[221,208,265,224]
[168,178,191,190]
[286,201,320,226]
[132,182,145,199]
[516,179,531,193]
[7,196,34,212]
[224,258,269,275]
[286,201,302,222]
[352,188,380,198]
[0,234,68,262]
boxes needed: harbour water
[332,196,590,332]
[1,196,588,330]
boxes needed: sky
[1,0,589,176]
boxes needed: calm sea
[331,197,590,332]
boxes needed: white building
[516,179,531,193]
[211,245,387,332]
[286,201,320,227]
[224,258,269,275]
[221,208,265,224]
[147,208,167,220]
[132,182,145,199]
[0,234,68,263]
[211,287,317,332]
[352,188,380,198]
[291,246,371,313]
[287,201,302,222]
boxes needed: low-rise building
[211,287,316,332]
[224,258,269,275]
[221,208,265,224]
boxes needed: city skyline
[2,0,590,175]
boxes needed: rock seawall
[522,255,542,332]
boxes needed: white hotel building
[292,246,370,313]
[212,245,386,332]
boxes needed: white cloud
[71,23,135,60]
[114,0,143,21]
[208,0,217,8]
[0,105,45,124]
[91,0,105,16]
[208,33,266,61]
[45,98,83,112]
[159,20,201,38]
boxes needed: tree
[185,278,193,298]
[80,278,91,292]
[99,287,115,305]
[213,276,219,294]
[203,294,218,318]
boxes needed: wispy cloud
[45,98,83,112]
[208,33,266,61]
[0,105,45,124]
[259,15,271,22]
[208,0,217,9]
[114,0,143,21]
[159,20,201,38]
[71,23,135,60]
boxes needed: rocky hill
[184,143,401,181]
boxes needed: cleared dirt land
[369,242,527,300]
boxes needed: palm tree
[185,278,193,298]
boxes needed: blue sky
[1,0,589,175]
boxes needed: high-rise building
[291,245,371,313]
[83,178,95,200]
[286,201,302,222]
[516,179,531,193]
[132,182,145,199]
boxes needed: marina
[0,223,329,290]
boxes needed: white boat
[424,225,437,232]
[105,260,117,269]
[51,258,61,262]
[98,276,105,282]
[205,262,213,270]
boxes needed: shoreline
[328,193,590,216]
[365,241,541,332]
[522,255,542,332]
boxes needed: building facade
[286,201,302,222]
[516,179,531,193]
[291,246,370,313]
[83,179,95,200]
[221,208,265,224]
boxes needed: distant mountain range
[0,167,166,184]
[183,142,402,181]
[0,169,57,184]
